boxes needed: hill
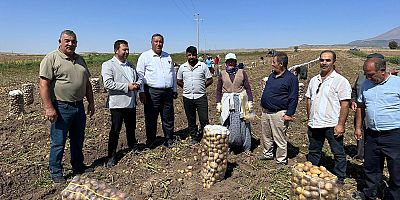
[348,26,400,48]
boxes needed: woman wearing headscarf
[216,53,253,154]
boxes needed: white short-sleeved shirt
[136,49,177,92]
[305,70,351,128]
[177,61,212,99]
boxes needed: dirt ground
[0,50,399,199]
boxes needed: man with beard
[352,57,400,200]
[39,30,95,183]
[305,50,351,186]
[257,52,299,167]
[137,33,177,148]
[102,40,139,167]
[177,46,213,144]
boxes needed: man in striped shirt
[305,50,351,186]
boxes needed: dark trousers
[307,126,347,181]
[49,101,86,178]
[108,108,136,157]
[144,86,174,144]
[362,128,400,200]
[183,95,209,141]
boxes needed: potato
[311,191,320,198]
[324,182,333,191]
[303,190,311,198]
[320,189,328,196]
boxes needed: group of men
[39,30,399,199]
[39,30,212,183]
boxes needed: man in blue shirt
[353,57,400,200]
[257,52,299,166]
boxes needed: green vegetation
[385,56,400,65]
[388,40,398,49]
[348,49,367,57]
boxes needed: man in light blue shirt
[353,57,400,200]
[136,33,177,148]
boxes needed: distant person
[352,57,400,200]
[101,40,139,167]
[216,53,253,154]
[205,54,214,74]
[213,55,220,76]
[350,53,385,160]
[136,33,177,148]
[39,30,95,183]
[305,50,351,186]
[257,52,299,167]
[177,46,213,144]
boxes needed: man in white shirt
[102,40,139,167]
[305,50,351,186]
[177,46,213,144]
[137,33,177,148]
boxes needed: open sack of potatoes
[201,125,230,188]
[290,161,339,200]
[61,176,131,200]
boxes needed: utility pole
[194,13,203,52]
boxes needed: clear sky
[0,0,399,54]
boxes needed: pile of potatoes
[21,83,34,105]
[61,176,131,200]
[201,125,229,188]
[291,161,339,200]
[8,90,24,117]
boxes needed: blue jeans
[307,126,347,181]
[49,101,86,178]
[362,128,400,199]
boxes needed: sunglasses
[316,82,322,94]
[319,59,332,62]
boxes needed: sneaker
[351,191,366,200]
[73,165,94,175]
[336,179,345,188]
[52,176,66,184]
[106,156,116,168]
[163,139,174,148]
[276,162,288,169]
[189,138,199,145]
[256,155,273,160]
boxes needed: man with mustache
[39,30,95,183]
[136,33,177,148]
[352,57,400,200]
[177,46,213,144]
[102,40,139,167]
[305,50,351,186]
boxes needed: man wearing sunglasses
[305,50,351,186]
[352,57,400,200]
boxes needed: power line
[172,0,192,20]
[189,0,198,13]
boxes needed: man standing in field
[352,57,400,200]
[350,53,385,160]
[305,50,351,186]
[39,30,95,183]
[101,40,139,168]
[136,33,177,148]
[177,46,213,144]
[257,52,299,167]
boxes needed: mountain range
[348,26,400,47]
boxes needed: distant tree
[389,40,398,49]
[294,46,299,52]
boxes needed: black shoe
[189,138,200,145]
[351,191,366,200]
[73,165,94,175]
[106,156,116,168]
[336,179,345,188]
[256,155,273,160]
[163,139,174,147]
[146,141,157,149]
[52,176,66,184]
